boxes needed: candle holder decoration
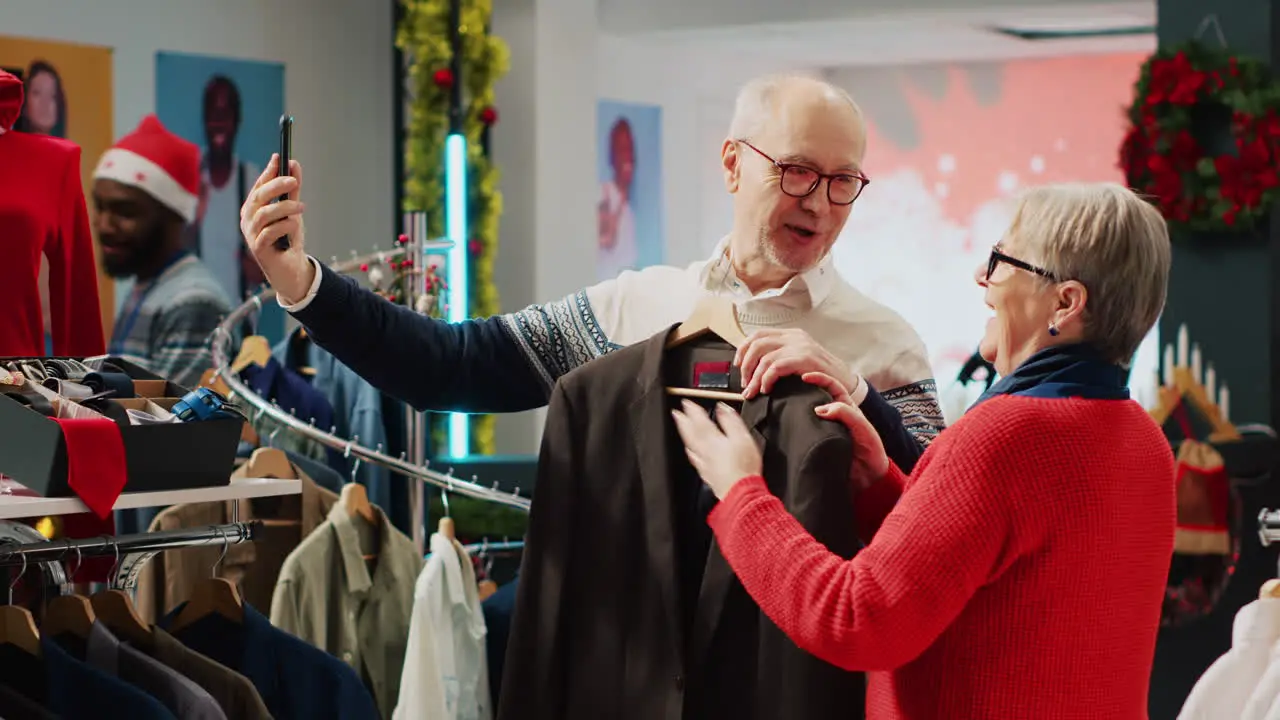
[1149,323,1243,628]
[1149,323,1239,444]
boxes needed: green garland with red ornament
[397,0,509,455]
[1120,40,1280,232]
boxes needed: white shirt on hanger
[393,532,492,720]
[1179,598,1280,720]
[1242,634,1280,719]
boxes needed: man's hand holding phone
[239,154,314,305]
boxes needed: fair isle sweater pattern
[498,283,944,448]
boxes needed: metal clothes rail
[0,522,258,566]
[208,246,532,515]
[1259,509,1280,547]
[0,520,259,590]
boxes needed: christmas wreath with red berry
[1120,40,1280,232]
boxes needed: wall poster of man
[155,51,285,340]
[596,99,664,283]
[0,34,115,344]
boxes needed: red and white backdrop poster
[829,52,1159,415]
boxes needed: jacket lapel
[630,328,685,658]
[686,393,770,669]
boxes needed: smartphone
[273,114,295,251]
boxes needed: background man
[241,73,943,466]
[94,114,231,389]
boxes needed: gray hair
[1012,182,1171,366]
[727,73,866,142]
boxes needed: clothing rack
[463,539,525,556]
[0,520,258,590]
[1258,508,1280,547]
[208,240,532,551]
[0,521,258,566]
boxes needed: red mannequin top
[0,69,105,357]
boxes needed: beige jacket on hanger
[133,464,337,624]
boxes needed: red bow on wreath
[1119,41,1280,233]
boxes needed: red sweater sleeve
[47,144,105,356]
[853,462,906,545]
[707,427,1031,672]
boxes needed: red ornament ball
[360,263,369,272]
[433,68,454,88]
[479,106,498,126]
[397,233,409,246]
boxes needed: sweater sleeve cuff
[707,475,774,532]
[849,373,869,406]
[276,256,324,311]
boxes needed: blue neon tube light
[445,132,469,458]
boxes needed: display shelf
[0,477,301,520]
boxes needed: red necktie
[55,417,128,519]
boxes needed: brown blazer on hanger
[498,327,865,720]
[133,464,337,624]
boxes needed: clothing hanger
[438,483,456,541]
[244,447,295,480]
[230,335,272,374]
[167,528,244,633]
[666,295,748,349]
[89,541,151,646]
[341,457,378,526]
[1262,579,1280,599]
[43,543,96,641]
[665,295,748,403]
[476,540,497,601]
[0,552,42,657]
[243,447,302,528]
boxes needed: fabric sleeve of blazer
[496,380,579,719]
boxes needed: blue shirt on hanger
[160,601,379,720]
[43,633,177,720]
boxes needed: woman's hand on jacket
[671,400,762,500]
[802,371,890,489]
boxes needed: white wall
[3,0,396,265]
[490,0,599,455]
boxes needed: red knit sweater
[709,394,1176,719]
[0,70,105,357]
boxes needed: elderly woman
[672,182,1176,719]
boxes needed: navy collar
[974,343,1130,406]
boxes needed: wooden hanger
[665,296,748,403]
[244,447,296,480]
[1261,579,1280,599]
[168,579,243,633]
[42,594,96,640]
[230,335,273,374]
[89,589,152,646]
[666,295,747,349]
[1149,367,1241,443]
[341,482,377,525]
[0,605,41,657]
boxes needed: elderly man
[239,74,942,467]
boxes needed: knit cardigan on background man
[285,238,944,466]
[709,346,1177,719]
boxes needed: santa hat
[93,115,200,223]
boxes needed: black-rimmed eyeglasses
[986,246,1058,282]
[738,140,869,206]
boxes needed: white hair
[1012,182,1172,366]
[727,73,866,141]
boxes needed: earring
[1048,323,1060,337]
